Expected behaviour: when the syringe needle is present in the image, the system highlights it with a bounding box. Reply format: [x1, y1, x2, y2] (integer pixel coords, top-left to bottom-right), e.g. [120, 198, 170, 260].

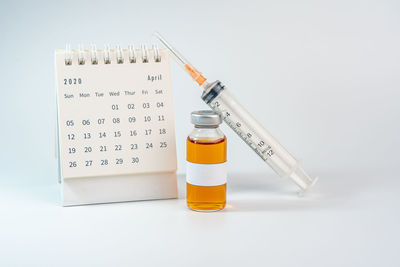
[153, 32, 187, 65]
[153, 31, 207, 86]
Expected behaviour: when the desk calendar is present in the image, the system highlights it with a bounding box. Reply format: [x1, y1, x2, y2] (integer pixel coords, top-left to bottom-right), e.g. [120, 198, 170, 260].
[55, 45, 177, 206]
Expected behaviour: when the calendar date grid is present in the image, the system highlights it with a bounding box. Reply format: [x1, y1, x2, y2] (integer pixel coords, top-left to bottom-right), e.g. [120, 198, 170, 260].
[60, 92, 173, 172]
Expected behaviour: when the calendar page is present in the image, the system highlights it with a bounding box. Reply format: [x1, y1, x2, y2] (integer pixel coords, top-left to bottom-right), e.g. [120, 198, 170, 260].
[55, 48, 177, 179]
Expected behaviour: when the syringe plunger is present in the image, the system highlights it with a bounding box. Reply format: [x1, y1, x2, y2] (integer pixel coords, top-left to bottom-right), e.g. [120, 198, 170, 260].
[202, 81, 317, 193]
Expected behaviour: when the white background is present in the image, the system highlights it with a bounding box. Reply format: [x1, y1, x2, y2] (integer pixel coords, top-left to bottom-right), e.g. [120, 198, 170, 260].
[0, 0, 399, 266]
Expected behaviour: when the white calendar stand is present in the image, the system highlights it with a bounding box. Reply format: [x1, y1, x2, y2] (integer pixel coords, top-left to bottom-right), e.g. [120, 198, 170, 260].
[55, 46, 177, 206]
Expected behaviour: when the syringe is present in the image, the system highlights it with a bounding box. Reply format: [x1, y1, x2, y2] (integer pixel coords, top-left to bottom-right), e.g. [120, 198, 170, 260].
[154, 32, 317, 193]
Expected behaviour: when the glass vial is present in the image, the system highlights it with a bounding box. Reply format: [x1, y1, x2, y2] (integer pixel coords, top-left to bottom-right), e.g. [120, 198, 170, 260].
[186, 110, 227, 211]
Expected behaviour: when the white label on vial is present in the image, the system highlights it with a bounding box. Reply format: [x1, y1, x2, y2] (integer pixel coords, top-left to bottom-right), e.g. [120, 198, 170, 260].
[186, 161, 227, 186]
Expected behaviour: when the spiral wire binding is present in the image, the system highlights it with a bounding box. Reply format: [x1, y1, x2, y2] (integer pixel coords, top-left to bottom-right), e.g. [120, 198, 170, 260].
[153, 44, 161, 62]
[64, 44, 162, 65]
[141, 45, 149, 63]
[90, 44, 98, 65]
[65, 44, 72, 65]
[116, 45, 124, 64]
[128, 45, 137, 63]
[78, 44, 85, 65]
[104, 44, 111, 64]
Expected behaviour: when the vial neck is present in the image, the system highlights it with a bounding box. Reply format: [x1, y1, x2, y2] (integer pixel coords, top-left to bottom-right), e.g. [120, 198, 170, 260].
[189, 126, 225, 141]
[194, 125, 219, 129]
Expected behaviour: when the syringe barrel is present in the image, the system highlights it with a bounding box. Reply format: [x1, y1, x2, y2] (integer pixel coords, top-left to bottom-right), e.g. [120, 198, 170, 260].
[202, 81, 316, 192]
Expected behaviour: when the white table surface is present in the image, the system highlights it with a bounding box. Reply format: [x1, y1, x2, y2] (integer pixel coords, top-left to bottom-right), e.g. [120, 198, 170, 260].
[0, 170, 398, 267]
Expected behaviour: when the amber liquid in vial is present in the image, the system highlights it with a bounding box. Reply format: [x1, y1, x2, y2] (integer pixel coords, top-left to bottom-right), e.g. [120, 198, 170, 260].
[186, 137, 227, 211]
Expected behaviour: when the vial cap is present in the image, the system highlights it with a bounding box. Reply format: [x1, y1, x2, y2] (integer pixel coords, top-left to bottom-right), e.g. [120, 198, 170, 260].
[191, 110, 222, 126]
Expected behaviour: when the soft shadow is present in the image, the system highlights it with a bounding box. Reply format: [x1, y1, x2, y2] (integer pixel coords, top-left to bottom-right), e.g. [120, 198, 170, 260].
[219, 170, 380, 212]
[177, 173, 186, 199]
